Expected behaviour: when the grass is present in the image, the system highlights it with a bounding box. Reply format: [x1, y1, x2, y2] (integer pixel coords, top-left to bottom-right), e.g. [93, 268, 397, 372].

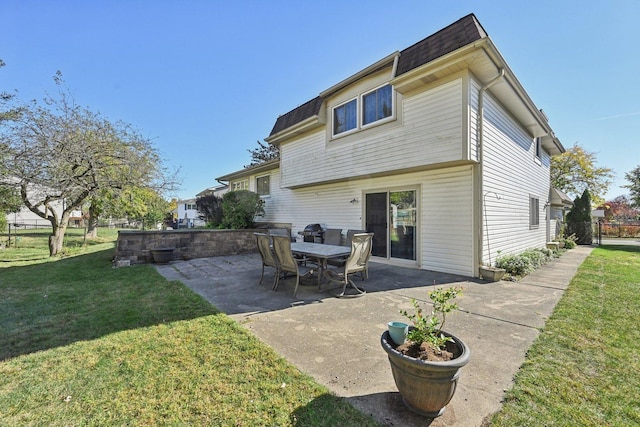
[0, 229, 380, 426]
[489, 244, 640, 426]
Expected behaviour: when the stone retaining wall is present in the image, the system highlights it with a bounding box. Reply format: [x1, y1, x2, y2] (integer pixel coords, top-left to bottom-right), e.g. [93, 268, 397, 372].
[115, 229, 260, 264]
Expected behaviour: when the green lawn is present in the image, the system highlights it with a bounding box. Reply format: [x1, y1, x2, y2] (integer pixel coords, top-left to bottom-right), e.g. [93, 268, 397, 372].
[489, 244, 640, 426]
[3, 229, 639, 425]
[0, 229, 379, 426]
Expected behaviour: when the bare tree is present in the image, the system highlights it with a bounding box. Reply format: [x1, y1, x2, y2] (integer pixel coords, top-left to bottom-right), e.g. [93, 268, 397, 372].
[1, 74, 176, 255]
[245, 140, 279, 167]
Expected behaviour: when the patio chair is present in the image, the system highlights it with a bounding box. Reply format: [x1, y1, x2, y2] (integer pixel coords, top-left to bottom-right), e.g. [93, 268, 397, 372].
[271, 234, 314, 297]
[254, 233, 278, 288]
[269, 228, 295, 242]
[346, 229, 366, 247]
[325, 233, 373, 297]
[323, 228, 342, 246]
[327, 229, 367, 273]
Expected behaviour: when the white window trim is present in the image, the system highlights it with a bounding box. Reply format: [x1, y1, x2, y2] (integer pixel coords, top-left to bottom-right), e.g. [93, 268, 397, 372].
[330, 84, 395, 139]
[331, 97, 358, 138]
[361, 83, 395, 130]
[529, 195, 540, 229]
[534, 137, 542, 165]
[256, 174, 271, 197]
[232, 179, 249, 191]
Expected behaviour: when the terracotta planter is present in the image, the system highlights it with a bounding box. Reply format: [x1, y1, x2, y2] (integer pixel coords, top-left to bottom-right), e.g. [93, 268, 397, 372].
[150, 247, 175, 264]
[479, 266, 506, 281]
[381, 330, 470, 418]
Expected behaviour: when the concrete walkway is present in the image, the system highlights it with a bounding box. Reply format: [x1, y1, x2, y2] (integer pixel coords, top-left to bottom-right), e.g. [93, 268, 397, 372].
[156, 246, 593, 426]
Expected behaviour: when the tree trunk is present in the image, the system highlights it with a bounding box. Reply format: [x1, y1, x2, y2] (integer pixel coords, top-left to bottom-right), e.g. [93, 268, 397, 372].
[87, 205, 99, 239]
[49, 225, 67, 256]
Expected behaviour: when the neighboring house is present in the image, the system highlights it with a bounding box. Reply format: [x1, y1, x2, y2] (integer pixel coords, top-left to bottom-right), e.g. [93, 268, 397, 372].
[174, 198, 206, 228]
[4, 181, 82, 229]
[549, 188, 573, 238]
[172, 186, 229, 229]
[196, 184, 229, 198]
[217, 14, 564, 277]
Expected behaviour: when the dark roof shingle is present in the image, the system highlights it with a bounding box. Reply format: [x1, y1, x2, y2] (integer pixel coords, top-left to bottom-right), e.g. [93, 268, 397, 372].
[268, 14, 487, 138]
[269, 96, 324, 137]
[396, 14, 486, 76]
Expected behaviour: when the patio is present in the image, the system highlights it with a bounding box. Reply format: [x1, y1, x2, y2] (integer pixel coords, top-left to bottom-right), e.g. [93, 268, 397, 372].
[155, 246, 593, 426]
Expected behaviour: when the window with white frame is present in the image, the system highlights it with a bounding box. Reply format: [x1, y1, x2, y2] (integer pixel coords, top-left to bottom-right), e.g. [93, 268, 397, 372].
[331, 84, 394, 137]
[185, 203, 196, 210]
[535, 137, 542, 160]
[530, 196, 540, 228]
[363, 84, 392, 126]
[256, 175, 270, 196]
[333, 98, 357, 135]
[232, 179, 248, 191]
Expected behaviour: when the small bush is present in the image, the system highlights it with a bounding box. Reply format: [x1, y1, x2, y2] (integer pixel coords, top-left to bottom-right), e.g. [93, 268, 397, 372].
[560, 234, 577, 249]
[496, 254, 533, 277]
[496, 247, 557, 277]
[521, 249, 549, 269]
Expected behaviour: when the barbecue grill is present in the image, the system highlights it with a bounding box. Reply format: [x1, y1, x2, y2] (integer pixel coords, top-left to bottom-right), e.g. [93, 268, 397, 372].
[302, 223, 325, 243]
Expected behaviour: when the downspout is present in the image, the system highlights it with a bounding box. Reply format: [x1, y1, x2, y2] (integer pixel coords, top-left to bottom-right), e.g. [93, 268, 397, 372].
[476, 68, 504, 271]
[391, 52, 400, 77]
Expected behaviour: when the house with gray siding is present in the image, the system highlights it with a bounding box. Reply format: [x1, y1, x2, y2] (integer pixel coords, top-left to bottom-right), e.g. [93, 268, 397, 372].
[217, 14, 564, 277]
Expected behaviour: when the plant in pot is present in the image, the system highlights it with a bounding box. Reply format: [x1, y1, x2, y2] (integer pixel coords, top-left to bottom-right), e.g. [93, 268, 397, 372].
[381, 286, 470, 418]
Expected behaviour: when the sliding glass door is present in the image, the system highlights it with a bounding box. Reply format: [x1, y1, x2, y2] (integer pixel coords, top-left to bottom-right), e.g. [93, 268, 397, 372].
[365, 190, 417, 261]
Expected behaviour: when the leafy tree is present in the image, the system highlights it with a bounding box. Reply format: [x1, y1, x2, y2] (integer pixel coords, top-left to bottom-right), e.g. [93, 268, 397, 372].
[196, 193, 223, 227]
[551, 142, 614, 206]
[566, 189, 593, 244]
[220, 190, 264, 229]
[597, 195, 639, 222]
[0, 59, 24, 231]
[0, 73, 173, 255]
[245, 140, 279, 167]
[623, 165, 640, 208]
[0, 186, 22, 232]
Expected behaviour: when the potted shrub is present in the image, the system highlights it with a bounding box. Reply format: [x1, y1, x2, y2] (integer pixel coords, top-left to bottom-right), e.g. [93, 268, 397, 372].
[381, 287, 470, 418]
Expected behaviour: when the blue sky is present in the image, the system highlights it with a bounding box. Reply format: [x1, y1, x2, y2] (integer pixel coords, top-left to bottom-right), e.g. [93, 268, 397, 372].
[2, 1, 639, 202]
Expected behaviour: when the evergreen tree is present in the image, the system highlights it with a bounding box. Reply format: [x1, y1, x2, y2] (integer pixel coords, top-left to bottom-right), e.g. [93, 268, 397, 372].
[196, 194, 223, 227]
[566, 189, 593, 244]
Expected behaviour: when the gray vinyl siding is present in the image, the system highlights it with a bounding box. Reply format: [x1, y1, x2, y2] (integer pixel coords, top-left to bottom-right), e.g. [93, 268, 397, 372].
[471, 79, 551, 264]
[280, 78, 465, 188]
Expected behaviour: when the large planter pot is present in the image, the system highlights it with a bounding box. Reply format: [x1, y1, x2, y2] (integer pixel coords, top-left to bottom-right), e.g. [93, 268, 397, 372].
[150, 247, 175, 264]
[381, 330, 470, 418]
[479, 266, 506, 281]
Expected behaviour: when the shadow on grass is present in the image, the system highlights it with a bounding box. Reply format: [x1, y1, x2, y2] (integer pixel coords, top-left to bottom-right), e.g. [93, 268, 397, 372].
[290, 393, 382, 426]
[0, 247, 219, 361]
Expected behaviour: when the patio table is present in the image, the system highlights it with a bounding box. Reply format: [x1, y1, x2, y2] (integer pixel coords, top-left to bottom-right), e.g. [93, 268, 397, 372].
[290, 242, 351, 290]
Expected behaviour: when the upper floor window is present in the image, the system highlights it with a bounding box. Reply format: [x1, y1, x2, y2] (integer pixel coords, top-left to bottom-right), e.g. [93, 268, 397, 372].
[256, 175, 270, 196]
[331, 84, 394, 138]
[363, 84, 392, 126]
[535, 137, 542, 159]
[232, 179, 248, 191]
[333, 98, 357, 135]
[185, 203, 196, 210]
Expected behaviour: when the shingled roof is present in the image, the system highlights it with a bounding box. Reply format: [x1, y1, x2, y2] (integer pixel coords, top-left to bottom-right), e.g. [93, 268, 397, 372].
[268, 14, 486, 138]
[396, 14, 487, 75]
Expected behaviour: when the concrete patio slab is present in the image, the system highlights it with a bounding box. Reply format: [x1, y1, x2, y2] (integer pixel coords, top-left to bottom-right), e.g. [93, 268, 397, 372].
[155, 245, 593, 426]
